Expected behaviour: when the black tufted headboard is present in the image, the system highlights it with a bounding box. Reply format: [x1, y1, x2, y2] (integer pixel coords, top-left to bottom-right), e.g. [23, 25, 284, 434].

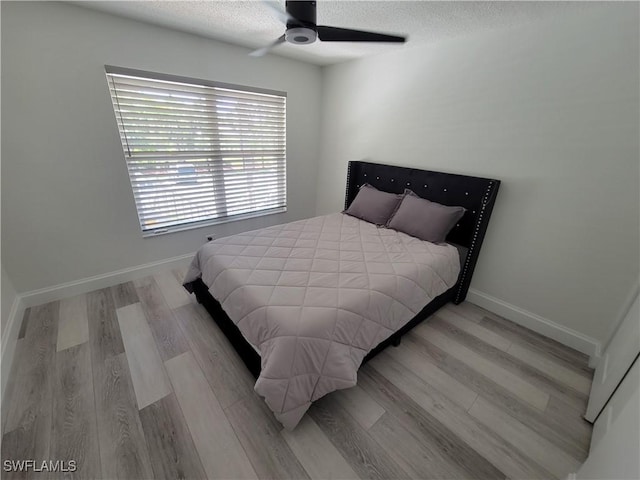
[345, 161, 500, 304]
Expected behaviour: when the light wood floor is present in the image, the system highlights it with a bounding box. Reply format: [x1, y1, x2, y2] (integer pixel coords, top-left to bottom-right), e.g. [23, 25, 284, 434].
[1, 267, 593, 479]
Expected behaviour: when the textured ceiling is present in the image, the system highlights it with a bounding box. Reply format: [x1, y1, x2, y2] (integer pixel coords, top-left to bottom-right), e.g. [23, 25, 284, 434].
[76, 1, 594, 65]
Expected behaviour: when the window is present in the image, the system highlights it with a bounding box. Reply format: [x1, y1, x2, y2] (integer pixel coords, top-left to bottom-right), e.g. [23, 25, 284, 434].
[105, 66, 286, 235]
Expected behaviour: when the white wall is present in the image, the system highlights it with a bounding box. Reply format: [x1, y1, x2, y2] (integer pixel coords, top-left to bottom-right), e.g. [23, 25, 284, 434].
[316, 5, 639, 344]
[1, 1, 322, 293]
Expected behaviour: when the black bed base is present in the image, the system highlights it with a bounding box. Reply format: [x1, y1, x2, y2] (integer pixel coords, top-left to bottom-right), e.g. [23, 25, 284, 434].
[191, 277, 455, 380]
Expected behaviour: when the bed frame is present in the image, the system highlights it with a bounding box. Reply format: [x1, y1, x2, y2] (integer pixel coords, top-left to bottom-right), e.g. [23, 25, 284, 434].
[191, 161, 500, 378]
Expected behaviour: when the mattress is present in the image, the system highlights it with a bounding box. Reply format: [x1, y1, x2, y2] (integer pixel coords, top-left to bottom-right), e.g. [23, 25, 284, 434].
[183, 213, 460, 429]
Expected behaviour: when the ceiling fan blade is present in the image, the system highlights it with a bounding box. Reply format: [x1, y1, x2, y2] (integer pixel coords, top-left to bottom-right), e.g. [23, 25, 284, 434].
[261, 0, 295, 25]
[249, 35, 286, 57]
[317, 26, 406, 43]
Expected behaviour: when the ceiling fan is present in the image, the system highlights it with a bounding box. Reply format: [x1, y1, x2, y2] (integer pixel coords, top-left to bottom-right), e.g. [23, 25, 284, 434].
[250, 1, 407, 57]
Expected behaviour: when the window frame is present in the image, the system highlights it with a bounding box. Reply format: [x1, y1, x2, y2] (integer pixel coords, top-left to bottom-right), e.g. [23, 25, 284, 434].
[105, 65, 287, 237]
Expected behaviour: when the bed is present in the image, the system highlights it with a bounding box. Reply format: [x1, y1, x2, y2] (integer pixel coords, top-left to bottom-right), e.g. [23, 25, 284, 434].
[184, 161, 500, 429]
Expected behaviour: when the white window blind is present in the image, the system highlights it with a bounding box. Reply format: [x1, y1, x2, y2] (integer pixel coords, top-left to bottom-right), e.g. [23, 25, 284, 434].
[105, 66, 286, 235]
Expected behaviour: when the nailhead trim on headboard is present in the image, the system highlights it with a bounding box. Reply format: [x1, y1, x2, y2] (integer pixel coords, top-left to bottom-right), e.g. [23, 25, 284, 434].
[344, 161, 353, 210]
[454, 180, 494, 303]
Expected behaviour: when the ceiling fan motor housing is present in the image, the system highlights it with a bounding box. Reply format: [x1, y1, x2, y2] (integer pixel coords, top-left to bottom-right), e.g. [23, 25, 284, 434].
[285, 27, 317, 44]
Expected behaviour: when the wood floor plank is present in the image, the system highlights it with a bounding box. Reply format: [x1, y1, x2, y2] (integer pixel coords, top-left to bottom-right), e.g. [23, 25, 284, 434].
[173, 303, 254, 409]
[226, 394, 311, 479]
[415, 322, 550, 411]
[110, 281, 140, 309]
[50, 343, 100, 479]
[5, 304, 57, 432]
[172, 267, 188, 285]
[367, 355, 554, 479]
[4, 302, 58, 461]
[359, 366, 502, 480]
[281, 415, 359, 480]
[57, 294, 89, 352]
[165, 351, 257, 480]
[478, 314, 591, 370]
[383, 344, 478, 410]
[1, 339, 23, 435]
[369, 412, 478, 480]
[94, 353, 153, 480]
[439, 308, 511, 351]
[426, 317, 590, 413]
[332, 384, 385, 431]
[442, 302, 488, 323]
[116, 303, 172, 409]
[154, 270, 192, 309]
[544, 396, 592, 454]
[2, 423, 39, 480]
[139, 393, 207, 480]
[2, 307, 56, 480]
[17, 307, 30, 340]
[508, 342, 592, 394]
[469, 396, 581, 479]
[404, 334, 590, 460]
[134, 276, 190, 361]
[87, 288, 125, 364]
[359, 364, 507, 480]
[309, 394, 411, 480]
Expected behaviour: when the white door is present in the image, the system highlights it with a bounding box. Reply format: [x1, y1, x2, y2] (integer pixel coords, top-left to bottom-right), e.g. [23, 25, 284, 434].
[573, 358, 640, 479]
[585, 292, 640, 423]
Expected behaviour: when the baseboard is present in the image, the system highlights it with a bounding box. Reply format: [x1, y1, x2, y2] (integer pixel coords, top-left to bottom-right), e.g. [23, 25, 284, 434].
[20, 252, 195, 308]
[1, 296, 25, 410]
[467, 288, 601, 359]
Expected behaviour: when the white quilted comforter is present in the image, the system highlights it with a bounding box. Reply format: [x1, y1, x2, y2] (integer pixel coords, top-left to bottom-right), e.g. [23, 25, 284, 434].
[184, 213, 460, 429]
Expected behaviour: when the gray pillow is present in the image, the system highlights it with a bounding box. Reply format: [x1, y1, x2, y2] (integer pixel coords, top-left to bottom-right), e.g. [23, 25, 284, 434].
[343, 184, 402, 225]
[386, 190, 466, 243]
